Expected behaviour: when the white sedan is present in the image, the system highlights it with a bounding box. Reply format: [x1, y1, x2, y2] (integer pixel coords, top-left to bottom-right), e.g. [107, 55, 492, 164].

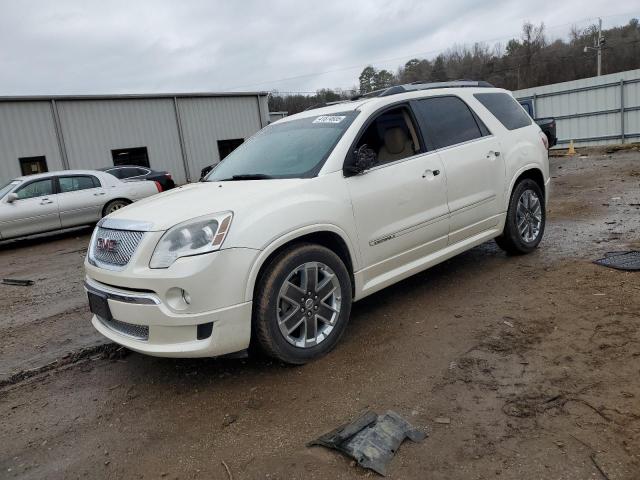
[0, 170, 160, 240]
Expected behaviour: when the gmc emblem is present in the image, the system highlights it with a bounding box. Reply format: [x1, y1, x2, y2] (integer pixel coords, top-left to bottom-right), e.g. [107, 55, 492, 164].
[97, 237, 119, 253]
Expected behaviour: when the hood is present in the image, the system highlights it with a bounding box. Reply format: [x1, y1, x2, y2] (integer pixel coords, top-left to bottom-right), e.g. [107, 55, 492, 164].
[105, 179, 308, 231]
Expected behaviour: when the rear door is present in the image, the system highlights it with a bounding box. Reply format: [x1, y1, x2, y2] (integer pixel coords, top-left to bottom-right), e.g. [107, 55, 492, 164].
[345, 104, 449, 291]
[0, 178, 60, 238]
[412, 95, 505, 244]
[57, 174, 105, 227]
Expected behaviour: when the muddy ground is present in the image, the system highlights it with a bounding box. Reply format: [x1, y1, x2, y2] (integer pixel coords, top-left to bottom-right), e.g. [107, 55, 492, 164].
[1, 150, 639, 480]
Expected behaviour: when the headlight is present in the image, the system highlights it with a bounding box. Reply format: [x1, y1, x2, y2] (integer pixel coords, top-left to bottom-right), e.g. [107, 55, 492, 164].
[149, 212, 233, 269]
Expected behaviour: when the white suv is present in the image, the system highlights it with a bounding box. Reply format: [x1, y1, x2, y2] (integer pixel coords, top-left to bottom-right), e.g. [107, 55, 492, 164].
[85, 81, 549, 364]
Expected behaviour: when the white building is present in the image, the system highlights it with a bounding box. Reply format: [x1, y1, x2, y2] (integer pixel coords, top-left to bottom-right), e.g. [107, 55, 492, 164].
[0, 92, 269, 184]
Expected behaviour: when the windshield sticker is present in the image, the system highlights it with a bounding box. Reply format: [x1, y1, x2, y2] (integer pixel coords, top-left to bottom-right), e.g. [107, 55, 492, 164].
[313, 115, 346, 124]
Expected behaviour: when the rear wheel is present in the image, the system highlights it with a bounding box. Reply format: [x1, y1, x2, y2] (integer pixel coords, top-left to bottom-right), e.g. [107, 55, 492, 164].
[102, 199, 130, 217]
[253, 243, 352, 364]
[495, 179, 545, 254]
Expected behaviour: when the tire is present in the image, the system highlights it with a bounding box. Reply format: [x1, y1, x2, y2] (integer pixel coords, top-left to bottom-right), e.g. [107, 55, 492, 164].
[102, 199, 131, 217]
[253, 243, 352, 364]
[495, 179, 546, 255]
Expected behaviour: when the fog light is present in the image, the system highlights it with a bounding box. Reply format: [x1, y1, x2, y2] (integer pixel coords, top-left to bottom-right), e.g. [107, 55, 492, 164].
[166, 287, 191, 310]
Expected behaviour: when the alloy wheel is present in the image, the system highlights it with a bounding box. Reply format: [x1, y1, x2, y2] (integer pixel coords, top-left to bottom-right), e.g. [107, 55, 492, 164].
[516, 189, 542, 243]
[276, 262, 342, 348]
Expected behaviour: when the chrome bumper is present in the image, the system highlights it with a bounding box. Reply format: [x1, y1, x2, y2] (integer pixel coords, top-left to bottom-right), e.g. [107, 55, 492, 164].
[83, 276, 160, 305]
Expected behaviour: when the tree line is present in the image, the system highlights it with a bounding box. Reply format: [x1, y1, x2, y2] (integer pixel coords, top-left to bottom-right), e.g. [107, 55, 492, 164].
[268, 18, 640, 115]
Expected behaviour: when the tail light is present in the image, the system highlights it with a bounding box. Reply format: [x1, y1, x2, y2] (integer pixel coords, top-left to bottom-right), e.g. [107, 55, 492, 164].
[154, 181, 162, 192]
[540, 131, 549, 150]
[165, 173, 172, 180]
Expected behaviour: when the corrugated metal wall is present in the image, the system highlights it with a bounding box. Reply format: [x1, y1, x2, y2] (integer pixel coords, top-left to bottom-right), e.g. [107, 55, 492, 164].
[178, 96, 266, 179]
[0, 94, 268, 185]
[0, 101, 64, 182]
[514, 69, 640, 147]
[57, 99, 187, 182]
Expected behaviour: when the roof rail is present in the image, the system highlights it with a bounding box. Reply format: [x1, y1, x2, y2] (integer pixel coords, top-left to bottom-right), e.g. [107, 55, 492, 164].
[351, 80, 494, 100]
[381, 80, 494, 96]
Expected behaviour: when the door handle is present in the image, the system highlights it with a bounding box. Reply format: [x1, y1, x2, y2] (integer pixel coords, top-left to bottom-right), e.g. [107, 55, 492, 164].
[93, 192, 106, 196]
[40, 199, 53, 204]
[422, 169, 441, 178]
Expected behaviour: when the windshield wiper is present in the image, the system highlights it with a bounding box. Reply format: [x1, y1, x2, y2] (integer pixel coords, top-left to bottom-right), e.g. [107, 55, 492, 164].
[220, 174, 274, 181]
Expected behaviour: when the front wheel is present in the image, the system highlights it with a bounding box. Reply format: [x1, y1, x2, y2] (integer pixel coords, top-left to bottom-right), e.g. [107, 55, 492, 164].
[253, 243, 352, 364]
[495, 179, 546, 254]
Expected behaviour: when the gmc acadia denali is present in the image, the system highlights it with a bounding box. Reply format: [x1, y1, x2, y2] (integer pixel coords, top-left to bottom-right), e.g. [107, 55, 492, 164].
[84, 80, 550, 364]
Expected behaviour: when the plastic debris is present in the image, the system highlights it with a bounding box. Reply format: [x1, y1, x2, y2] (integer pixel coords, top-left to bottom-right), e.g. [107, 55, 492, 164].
[2, 278, 34, 286]
[593, 251, 640, 271]
[307, 410, 426, 476]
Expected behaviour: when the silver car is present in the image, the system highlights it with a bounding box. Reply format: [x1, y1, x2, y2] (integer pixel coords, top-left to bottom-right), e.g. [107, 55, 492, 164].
[0, 170, 160, 240]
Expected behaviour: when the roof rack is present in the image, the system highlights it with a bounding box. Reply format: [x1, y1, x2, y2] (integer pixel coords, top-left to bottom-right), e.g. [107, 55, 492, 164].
[351, 80, 494, 100]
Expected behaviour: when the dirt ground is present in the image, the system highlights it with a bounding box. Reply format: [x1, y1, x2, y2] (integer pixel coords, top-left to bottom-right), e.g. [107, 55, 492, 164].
[1, 150, 639, 480]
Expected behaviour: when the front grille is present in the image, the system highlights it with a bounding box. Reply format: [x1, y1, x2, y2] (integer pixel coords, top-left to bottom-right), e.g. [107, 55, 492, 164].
[91, 227, 144, 267]
[98, 316, 149, 341]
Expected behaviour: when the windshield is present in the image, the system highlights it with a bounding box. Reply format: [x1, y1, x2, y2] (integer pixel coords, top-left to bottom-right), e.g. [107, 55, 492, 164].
[0, 180, 19, 200]
[206, 111, 358, 181]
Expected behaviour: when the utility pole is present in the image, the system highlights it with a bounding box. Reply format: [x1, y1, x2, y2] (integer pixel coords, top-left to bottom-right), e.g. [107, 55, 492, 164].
[584, 18, 605, 76]
[597, 18, 602, 76]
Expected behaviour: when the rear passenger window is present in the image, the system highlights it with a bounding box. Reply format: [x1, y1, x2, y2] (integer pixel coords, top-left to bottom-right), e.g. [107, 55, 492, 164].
[59, 176, 99, 193]
[413, 96, 484, 149]
[474, 92, 532, 130]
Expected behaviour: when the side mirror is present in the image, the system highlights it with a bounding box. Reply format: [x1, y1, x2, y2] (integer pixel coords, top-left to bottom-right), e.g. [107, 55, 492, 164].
[344, 144, 377, 176]
[6, 193, 18, 203]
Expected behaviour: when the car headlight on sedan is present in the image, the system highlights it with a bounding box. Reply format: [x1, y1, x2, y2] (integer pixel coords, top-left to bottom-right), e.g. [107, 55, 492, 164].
[149, 212, 233, 269]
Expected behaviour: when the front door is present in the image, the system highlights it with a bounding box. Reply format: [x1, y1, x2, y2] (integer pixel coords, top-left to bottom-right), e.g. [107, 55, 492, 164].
[345, 104, 449, 294]
[0, 178, 60, 238]
[412, 95, 505, 244]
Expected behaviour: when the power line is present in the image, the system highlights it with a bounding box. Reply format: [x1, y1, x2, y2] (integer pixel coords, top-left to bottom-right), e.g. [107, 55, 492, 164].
[222, 12, 639, 92]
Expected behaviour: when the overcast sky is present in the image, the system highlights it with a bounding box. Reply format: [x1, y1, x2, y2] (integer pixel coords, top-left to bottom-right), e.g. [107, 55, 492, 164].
[0, 1, 636, 95]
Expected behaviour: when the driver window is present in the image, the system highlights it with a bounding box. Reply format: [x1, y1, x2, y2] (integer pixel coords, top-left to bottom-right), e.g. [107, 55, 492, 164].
[355, 106, 421, 166]
[16, 179, 54, 199]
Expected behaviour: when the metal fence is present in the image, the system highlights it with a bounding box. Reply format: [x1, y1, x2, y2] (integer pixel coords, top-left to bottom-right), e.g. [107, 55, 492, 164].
[514, 68, 640, 148]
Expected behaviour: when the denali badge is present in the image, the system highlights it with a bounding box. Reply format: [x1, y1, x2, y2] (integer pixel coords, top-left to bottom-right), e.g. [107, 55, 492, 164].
[97, 237, 119, 253]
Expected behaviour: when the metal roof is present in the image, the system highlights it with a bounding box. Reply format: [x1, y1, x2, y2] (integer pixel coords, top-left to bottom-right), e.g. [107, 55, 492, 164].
[0, 91, 269, 102]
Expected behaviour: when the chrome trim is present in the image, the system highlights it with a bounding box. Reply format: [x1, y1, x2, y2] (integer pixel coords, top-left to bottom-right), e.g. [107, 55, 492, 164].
[365, 149, 439, 173]
[97, 315, 149, 341]
[84, 276, 160, 305]
[88, 227, 146, 271]
[449, 194, 497, 215]
[98, 217, 157, 232]
[370, 212, 449, 246]
[433, 134, 495, 153]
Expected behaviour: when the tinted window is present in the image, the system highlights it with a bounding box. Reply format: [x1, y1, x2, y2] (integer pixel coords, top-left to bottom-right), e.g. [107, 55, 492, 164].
[475, 93, 532, 130]
[414, 96, 483, 149]
[59, 176, 99, 193]
[16, 179, 53, 199]
[353, 106, 421, 166]
[120, 167, 143, 178]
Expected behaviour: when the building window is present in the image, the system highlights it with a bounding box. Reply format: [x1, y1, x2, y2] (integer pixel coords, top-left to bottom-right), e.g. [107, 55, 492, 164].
[111, 147, 150, 167]
[217, 139, 244, 161]
[19, 156, 48, 176]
